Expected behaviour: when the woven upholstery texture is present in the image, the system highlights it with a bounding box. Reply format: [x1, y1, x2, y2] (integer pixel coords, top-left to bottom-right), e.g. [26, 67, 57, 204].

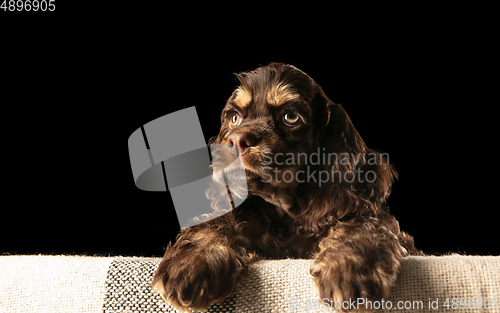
[1, 255, 499, 312]
[0, 255, 113, 313]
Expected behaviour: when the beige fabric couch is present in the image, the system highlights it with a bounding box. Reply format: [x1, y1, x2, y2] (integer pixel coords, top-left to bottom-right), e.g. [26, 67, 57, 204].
[0, 254, 499, 312]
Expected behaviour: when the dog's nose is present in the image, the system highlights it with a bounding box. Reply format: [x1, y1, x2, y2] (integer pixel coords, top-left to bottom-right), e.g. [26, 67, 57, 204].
[227, 132, 256, 156]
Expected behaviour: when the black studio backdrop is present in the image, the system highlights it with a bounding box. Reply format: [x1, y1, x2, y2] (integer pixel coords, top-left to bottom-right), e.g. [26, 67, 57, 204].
[3, 23, 496, 256]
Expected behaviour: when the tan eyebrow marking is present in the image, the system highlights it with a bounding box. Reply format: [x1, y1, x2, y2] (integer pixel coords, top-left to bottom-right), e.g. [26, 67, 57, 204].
[266, 83, 300, 106]
[233, 87, 252, 109]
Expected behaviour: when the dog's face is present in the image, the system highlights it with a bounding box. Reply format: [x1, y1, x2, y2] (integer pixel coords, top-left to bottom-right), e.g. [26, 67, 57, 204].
[211, 63, 390, 215]
[212, 64, 330, 193]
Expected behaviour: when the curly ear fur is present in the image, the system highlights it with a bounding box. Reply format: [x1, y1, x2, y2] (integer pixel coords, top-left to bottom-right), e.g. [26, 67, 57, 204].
[297, 85, 398, 236]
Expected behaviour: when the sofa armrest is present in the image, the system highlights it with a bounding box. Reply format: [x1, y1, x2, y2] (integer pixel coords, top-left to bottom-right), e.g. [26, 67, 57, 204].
[1, 255, 499, 312]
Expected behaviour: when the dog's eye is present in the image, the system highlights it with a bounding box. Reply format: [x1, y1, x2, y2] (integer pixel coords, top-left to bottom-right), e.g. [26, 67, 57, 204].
[229, 113, 241, 128]
[283, 112, 300, 126]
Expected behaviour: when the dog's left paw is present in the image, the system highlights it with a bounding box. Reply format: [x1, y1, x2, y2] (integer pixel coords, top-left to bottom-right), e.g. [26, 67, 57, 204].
[310, 248, 399, 312]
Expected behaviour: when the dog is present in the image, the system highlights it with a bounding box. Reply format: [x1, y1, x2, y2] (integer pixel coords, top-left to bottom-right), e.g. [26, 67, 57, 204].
[152, 63, 422, 312]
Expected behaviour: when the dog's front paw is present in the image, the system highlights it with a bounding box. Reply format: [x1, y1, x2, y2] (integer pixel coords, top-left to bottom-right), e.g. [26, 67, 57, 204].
[310, 249, 399, 312]
[152, 246, 247, 312]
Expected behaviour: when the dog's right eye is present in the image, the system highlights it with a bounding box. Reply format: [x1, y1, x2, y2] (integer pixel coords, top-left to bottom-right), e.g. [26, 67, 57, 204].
[229, 113, 241, 128]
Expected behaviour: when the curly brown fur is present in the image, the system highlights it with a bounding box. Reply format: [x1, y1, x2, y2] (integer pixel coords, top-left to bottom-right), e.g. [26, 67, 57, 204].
[153, 63, 423, 312]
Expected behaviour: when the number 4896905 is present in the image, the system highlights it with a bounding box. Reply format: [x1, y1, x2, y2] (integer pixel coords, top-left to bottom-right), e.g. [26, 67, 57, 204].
[1, 0, 56, 11]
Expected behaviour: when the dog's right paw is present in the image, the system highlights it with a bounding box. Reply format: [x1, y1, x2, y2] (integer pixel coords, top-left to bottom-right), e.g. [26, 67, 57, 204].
[152, 246, 247, 312]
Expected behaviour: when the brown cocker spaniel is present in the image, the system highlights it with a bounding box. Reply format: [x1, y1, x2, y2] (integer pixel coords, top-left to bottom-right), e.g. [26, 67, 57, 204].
[153, 63, 422, 312]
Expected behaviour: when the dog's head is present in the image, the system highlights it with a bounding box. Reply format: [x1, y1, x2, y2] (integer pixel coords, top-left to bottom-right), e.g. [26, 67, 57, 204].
[212, 64, 319, 185]
[211, 63, 396, 225]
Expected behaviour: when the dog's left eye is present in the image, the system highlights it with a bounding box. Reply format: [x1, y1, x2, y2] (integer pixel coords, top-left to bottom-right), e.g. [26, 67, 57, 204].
[283, 112, 301, 126]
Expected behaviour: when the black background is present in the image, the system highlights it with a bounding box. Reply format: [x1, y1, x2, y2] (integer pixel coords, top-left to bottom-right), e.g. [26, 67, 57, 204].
[1, 8, 496, 257]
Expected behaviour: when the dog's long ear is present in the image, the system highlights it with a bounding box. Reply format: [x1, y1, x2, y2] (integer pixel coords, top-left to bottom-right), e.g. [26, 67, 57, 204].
[313, 84, 366, 154]
[308, 84, 397, 223]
